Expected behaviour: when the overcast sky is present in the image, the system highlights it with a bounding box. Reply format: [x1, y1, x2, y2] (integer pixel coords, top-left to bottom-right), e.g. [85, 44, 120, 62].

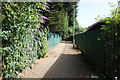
[76, 0, 119, 28]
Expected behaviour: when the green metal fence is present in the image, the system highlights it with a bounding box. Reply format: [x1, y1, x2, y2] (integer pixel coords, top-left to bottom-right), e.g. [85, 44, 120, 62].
[47, 33, 62, 50]
[75, 29, 118, 79]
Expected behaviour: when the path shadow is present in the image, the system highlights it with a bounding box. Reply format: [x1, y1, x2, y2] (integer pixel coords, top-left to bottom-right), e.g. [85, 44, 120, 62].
[43, 53, 95, 78]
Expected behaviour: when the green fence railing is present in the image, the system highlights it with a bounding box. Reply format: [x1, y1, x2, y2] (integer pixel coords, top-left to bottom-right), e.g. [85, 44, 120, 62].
[47, 33, 62, 50]
[75, 29, 119, 79]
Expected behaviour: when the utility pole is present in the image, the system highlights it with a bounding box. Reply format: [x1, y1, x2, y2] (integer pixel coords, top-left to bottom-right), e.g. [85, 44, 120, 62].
[73, 5, 75, 48]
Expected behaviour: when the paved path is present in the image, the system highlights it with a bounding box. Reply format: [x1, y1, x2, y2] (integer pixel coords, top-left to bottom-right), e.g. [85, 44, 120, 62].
[18, 41, 96, 78]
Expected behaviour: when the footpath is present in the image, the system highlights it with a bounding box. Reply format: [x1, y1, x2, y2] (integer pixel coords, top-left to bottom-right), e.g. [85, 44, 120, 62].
[18, 41, 96, 78]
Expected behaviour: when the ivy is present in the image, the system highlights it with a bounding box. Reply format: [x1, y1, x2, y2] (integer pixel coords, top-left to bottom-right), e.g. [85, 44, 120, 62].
[2, 2, 50, 78]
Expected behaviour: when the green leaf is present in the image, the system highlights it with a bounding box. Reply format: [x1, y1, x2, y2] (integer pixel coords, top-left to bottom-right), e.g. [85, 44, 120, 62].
[97, 38, 100, 40]
[115, 32, 117, 36]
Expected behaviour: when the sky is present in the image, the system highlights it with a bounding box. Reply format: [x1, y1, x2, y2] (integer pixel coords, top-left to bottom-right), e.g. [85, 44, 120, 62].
[76, 0, 119, 28]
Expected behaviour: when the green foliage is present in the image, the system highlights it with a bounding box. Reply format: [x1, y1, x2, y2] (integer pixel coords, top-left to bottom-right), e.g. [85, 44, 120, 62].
[97, 4, 120, 78]
[66, 19, 87, 40]
[74, 19, 87, 34]
[37, 28, 48, 58]
[44, 2, 79, 40]
[1, 2, 49, 78]
[60, 12, 69, 39]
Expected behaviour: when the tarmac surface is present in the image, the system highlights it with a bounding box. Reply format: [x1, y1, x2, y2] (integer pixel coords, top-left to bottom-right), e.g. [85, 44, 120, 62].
[18, 41, 96, 78]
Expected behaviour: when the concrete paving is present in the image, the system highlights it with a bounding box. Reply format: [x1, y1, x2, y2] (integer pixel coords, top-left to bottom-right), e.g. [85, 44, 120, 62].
[18, 41, 96, 78]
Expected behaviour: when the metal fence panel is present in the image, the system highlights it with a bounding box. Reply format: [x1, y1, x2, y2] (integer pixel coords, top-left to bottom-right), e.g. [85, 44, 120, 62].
[47, 33, 62, 50]
[75, 29, 116, 79]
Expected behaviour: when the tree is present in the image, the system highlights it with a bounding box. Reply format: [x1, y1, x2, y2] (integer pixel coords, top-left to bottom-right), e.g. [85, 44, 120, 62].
[43, 2, 79, 39]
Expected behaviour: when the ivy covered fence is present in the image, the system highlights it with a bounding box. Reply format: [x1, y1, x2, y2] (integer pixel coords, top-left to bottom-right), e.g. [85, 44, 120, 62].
[1, 1, 83, 79]
[1, 1, 50, 78]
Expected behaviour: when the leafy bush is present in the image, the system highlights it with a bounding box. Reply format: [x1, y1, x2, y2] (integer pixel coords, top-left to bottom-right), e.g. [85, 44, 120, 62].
[97, 4, 120, 78]
[37, 28, 49, 58]
[1, 2, 50, 78]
